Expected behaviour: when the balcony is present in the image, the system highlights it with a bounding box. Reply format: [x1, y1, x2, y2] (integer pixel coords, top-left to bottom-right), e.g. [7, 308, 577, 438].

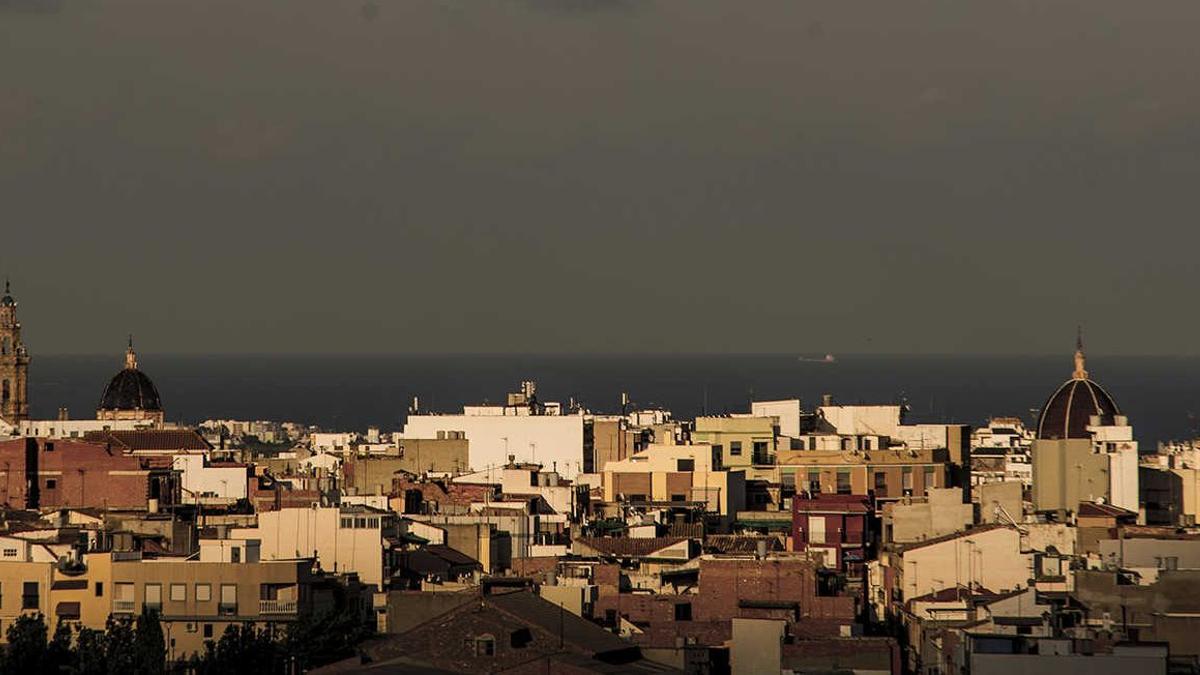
[114, 600, 136, 614]
[259, 599, 297, 615]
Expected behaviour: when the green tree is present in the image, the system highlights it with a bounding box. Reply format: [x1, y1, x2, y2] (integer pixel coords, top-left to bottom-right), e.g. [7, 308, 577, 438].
[46, 619, 74, 672]
[104, 615, 137, 674]
[134, 609, 166, 674]
[1, 612, 48, 674]
[73, 626, 110, 675]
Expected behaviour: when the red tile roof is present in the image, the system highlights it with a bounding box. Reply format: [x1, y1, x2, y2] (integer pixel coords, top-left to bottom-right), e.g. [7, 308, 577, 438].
[85, 430, 211, 452]
[574, 536, 688, 558]
[704, 535, 786, 554]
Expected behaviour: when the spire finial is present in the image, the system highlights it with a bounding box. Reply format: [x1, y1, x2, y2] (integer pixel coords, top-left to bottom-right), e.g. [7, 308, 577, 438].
[125, 335, 138, 370]
[0, 276, 14, 308]
[1072, 326, 1088, 380]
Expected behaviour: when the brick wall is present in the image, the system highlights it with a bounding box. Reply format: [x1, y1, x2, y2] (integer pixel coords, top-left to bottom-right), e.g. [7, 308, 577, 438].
[391, 475, 494, 513]
[0, 438, 154, 510]
[511, 556, 559, 580]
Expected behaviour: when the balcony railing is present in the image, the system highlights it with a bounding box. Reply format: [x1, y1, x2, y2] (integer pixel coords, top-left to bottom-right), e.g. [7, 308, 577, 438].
[114, 600, 136, 614]
[259, 599, 297, 615]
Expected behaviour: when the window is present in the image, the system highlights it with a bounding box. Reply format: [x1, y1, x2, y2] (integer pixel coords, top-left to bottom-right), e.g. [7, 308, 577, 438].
[473, 634, 496, 657]
[95, 582, 103, 597]
[340, 517, 352, 529]
[729, 441, 742, 456]
[219, 584, 237, 615]
[45, 443, 54, 452]
[22, 582, 38, 610]
[196, 584, 212, 602]
[677, 458, 695, 472]
[874, 471, 888, 497]
[671, 494, 687, 502]
[231, 547, 241, 563]
[902, 467, 913, 491]
[780, 472, 796, 496]
[203, 624, 213, 639]
[114, 583, 134, 605]
[809, 516, 827, 544]
[674, 603, 692, 621]
[836, 471, 852, 495]
[510, 628, 533, 648]
[604, 609, 617, 626]
[170, 584, 186, 602]
[923, 466, 936, 494]
[3, 549, 16, 558]
[45, 479, 57, 489]
[752, 441, 769, 463]
[186, 622, 198, 633]
[808, 470, 821, 494]
[145, 584, 162, 611]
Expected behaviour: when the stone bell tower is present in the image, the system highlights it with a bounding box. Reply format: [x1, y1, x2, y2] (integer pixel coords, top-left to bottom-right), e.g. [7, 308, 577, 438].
[0, 278, 31, 423]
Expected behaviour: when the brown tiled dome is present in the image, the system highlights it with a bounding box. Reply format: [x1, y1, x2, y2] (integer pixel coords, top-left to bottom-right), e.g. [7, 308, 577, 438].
[98, 338, 162, 412]
[99, 368, 162, 412]
[1036, 377, 1119, 440]
[1036, 333, 1119, 440]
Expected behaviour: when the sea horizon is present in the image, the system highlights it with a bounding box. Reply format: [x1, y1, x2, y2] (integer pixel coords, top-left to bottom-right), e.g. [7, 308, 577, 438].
[23, 353, 1200, 448]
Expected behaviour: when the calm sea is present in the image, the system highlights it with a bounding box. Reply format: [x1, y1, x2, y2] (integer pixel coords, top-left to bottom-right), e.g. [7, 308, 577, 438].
[25, 354, 1200, 447]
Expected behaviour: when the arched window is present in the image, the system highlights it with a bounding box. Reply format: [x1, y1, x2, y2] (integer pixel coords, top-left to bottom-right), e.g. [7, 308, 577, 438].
[1, 337, 9, 356]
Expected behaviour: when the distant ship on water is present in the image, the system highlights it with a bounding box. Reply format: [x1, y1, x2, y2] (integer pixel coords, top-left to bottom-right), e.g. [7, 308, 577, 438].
[798, 354, 837, 363]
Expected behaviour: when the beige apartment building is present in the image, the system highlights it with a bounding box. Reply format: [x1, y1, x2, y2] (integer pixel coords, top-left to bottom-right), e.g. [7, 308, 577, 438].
[775, 447, 960, 503]
[692, 416, 778, 468]
[343, 438, 469, 495]
[0, 552, 336, 661]
[599, 443, 746, 517]
[111, 556, 322, 658]
[232, 505, 397, 589]
[0, 553, 113, 633]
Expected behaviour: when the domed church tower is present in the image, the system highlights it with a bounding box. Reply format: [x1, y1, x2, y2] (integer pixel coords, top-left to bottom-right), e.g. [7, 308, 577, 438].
[96, 337, 165, 424]
[1035, 330, 1121, 440]
[1031, 330, 1138, 515]
[0, 279, 31, 423]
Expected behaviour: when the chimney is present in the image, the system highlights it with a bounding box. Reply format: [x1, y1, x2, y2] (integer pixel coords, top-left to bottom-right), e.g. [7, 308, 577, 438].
[57, 407, 69, 421]
[821, 394, 833, 407]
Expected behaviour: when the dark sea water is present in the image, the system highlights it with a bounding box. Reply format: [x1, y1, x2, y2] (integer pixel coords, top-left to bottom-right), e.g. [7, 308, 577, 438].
[25, 354, 1200, 447]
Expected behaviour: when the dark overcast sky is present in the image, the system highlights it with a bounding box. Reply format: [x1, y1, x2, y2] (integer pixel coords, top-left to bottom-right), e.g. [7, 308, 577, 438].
[2, 0, 1199, 355]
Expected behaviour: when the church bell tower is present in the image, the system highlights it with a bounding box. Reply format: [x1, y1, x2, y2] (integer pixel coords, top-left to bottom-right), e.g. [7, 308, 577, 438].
[0, 279, 31, 423]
